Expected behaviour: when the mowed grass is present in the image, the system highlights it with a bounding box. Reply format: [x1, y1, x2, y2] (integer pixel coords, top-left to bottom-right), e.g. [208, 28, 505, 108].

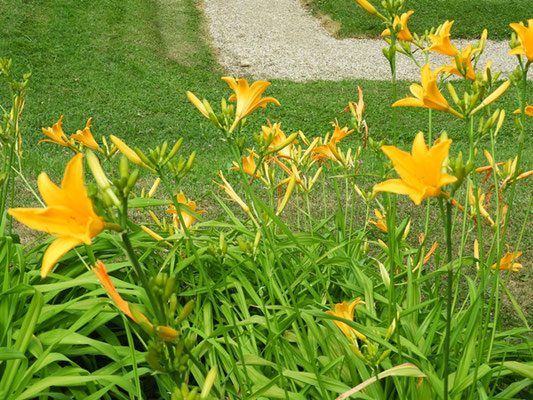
[304, 0, 532, 40]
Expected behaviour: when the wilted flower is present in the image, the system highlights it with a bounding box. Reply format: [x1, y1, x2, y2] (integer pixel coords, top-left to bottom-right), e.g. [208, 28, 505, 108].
[373, 132, 457, 205]
[509, 19, 533, 61]
[222, 77, 280, 132]
[381, 11, 414, 42]
[393, 63, 463, 118]
[9, 154, 104, 277]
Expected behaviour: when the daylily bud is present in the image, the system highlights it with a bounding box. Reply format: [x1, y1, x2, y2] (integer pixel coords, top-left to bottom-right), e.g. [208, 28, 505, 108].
[126, 169, 139, 191]
[200, 367, 217, 399]
[164, 276, 176, 301]
[219, 232, 227, 255]
[162, 138, 183, 165]
[160, 141, 168, 162]
[350, 344, 367, 362]
[355, 0, 378, 16]
[156, 325, 179, 342]
[447, 83, 460, 105]
[119, 154, 129, 179]
[377, 349, 391, 364]
[176, 300, 195, 325]
[494, 110, 505, 136]
[276, 175, 296, 215]
[86, 150, 122, 207]
[169, 293, 178, 317]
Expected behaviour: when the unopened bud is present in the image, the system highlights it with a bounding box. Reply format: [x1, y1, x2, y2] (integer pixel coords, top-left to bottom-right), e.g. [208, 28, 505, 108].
[176, 300, 195, 325]
[156, 325, 179, 342]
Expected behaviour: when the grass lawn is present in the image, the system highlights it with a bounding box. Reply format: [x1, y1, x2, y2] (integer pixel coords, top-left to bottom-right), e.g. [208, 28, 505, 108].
[304, 0, 532, 40]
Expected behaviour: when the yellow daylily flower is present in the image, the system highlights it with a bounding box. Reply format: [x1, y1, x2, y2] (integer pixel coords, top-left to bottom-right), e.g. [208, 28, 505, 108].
[231, 149, 262, 178]
[262, 121, 296, 159]
[509, 19, 533, 61]
[166, 193, 205, 229]
[330, 123, 354, 145]
[491, 245, 523, 272]
[222, 77, 280, 132]
[39, 115, 71, 147]
[373, 132, 457, 205]
[437, 45, 478, 81]
[368, 209, 388, 232]
[70, 118, 100, 150]
[393, 63, 463, 118]
[424, 20, 458, 57]
[381, 11, 414, 42]
[8, 154, 104, 277]
[513, 104, 533, 116]
[326, 299, 367, 341]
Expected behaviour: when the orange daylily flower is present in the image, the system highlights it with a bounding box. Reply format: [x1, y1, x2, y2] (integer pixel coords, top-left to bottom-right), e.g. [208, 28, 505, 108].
[166, 193, 205, 229]
[40, 115, 71, 147]
[8, 154, 104, 277]
[222, 77, 280, 132]
[92, 261, 179, 342]
[393, 63, 463, 118]
[231, 149, 262, 178]
[373, 132, 457, 205]
[311, 142, 340, 163]
[423, 20, 458, 57]
[491, 245, 523, 272]
[70, 118, 100, 149]
[381, 11, 414, 42]
[513, 104, 533, 117]
[330, 123, 353, 145]
[92, 260, 138, 322]
[437, 45, 478, 81]
[509, 19, 533, 61]
[311, 123, 352, 163]
[262, 121, 296, 159]
[368, 209, 388, 232]
[326, 299, 366, 341]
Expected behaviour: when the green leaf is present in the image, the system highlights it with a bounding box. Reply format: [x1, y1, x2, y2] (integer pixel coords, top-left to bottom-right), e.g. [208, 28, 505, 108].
[127, 197, 170, 208]
[0, 348, 26, 361]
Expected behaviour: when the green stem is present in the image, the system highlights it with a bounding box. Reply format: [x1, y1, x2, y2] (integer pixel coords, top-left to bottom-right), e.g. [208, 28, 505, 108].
[121, 230, 165, 324]
[442, 199, 453, 400]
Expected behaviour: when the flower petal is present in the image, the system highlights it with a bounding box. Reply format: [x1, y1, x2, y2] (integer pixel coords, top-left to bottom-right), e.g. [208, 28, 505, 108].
[42, 236, 83, 278]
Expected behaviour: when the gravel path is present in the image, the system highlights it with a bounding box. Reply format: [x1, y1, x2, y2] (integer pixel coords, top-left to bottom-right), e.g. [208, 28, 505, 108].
[203, 0, 532, 81]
